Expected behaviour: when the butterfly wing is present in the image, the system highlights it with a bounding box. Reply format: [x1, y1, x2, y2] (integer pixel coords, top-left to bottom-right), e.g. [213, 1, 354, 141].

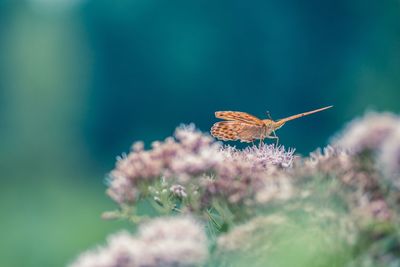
[215, 111, 264, 126]
[211, 121, 263, 142]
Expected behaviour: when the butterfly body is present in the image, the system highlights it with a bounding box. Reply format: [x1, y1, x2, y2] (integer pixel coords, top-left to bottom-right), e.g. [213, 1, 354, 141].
[211, 106, 332, 143]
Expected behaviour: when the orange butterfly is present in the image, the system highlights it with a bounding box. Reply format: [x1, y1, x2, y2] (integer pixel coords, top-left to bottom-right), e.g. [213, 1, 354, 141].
[211, 106, 333, 143]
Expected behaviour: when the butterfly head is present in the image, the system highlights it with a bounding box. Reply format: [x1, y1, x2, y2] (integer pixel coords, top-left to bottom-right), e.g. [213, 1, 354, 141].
[263, 119, 285, 131]
[262, 119, 275, 129]
[273, 120, 286, 130]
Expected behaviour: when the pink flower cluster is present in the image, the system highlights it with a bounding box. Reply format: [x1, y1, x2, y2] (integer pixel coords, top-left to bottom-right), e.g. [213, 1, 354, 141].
[107, 124, 221, 204]
[332, 112, 400, 189]
[107, 124, 295, 207]
[72, 111, 400, 267]
[301, 146, 393, 222]
[332, 111, 399, 154]
[69, 216, 208, 267]
[201, 148, 293, 205]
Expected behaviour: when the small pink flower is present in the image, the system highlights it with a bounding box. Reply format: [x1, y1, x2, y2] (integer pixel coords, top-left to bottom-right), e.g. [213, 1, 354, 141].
[170, 184, 187, 198]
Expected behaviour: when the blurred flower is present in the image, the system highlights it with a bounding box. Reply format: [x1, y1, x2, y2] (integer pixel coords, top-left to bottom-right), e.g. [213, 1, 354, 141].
[302, 146, 360, 192]
[304, 146, 378, 191]
[106, 174, 137, 205]
[170, 184, 187, 198]
[70, 216, 208, 267]
[366, 199, 392, 221]
[378, 126, 400, 189]
[332, 112, 399, 154]
[107, 124, 295, 209]
[139, 216, 208, 266]
[254, 173, 293, 204]
[107, 124, 221, 204]
[69, 231, 143, 267]
[300, 146, 394, 222]
[132, 141, 144, 152]
[305, 146, 354, 175]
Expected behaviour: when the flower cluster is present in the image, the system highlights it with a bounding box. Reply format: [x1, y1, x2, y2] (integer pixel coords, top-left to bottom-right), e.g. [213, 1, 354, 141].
[69, 216, 208, 267]
[107, 124, 220, 205]
[221, 143, 296, 168]
[297, 146, 391, 222]
[107, 124, 295, 214]
[333, 112, 400, 190]
[71, 111, 400, 267]
[332, 111, 399, 154]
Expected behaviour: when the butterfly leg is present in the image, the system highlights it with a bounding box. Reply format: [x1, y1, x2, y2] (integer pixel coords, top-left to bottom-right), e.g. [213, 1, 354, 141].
[271, 130, 279, 146]
[266, 132, 279, 146]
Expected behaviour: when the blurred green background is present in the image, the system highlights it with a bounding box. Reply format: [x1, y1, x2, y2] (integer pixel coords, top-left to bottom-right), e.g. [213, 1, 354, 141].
[0, 0, 399, 266]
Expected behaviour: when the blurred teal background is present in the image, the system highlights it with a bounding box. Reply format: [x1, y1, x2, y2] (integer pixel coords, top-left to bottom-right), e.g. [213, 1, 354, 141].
[0, 0, 399, 266]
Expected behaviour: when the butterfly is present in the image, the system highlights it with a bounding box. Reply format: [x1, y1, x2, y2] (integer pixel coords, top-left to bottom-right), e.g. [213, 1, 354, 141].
[211, 106, 333, 143]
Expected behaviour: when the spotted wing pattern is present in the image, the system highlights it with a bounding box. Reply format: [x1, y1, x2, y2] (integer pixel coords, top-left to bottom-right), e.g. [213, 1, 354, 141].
[215, 111, 264, 126]
[211, 121, 263, 142]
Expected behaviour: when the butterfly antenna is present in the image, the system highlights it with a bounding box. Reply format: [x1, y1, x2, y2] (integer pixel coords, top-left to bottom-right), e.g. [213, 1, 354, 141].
[266, 111, 273, 120]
